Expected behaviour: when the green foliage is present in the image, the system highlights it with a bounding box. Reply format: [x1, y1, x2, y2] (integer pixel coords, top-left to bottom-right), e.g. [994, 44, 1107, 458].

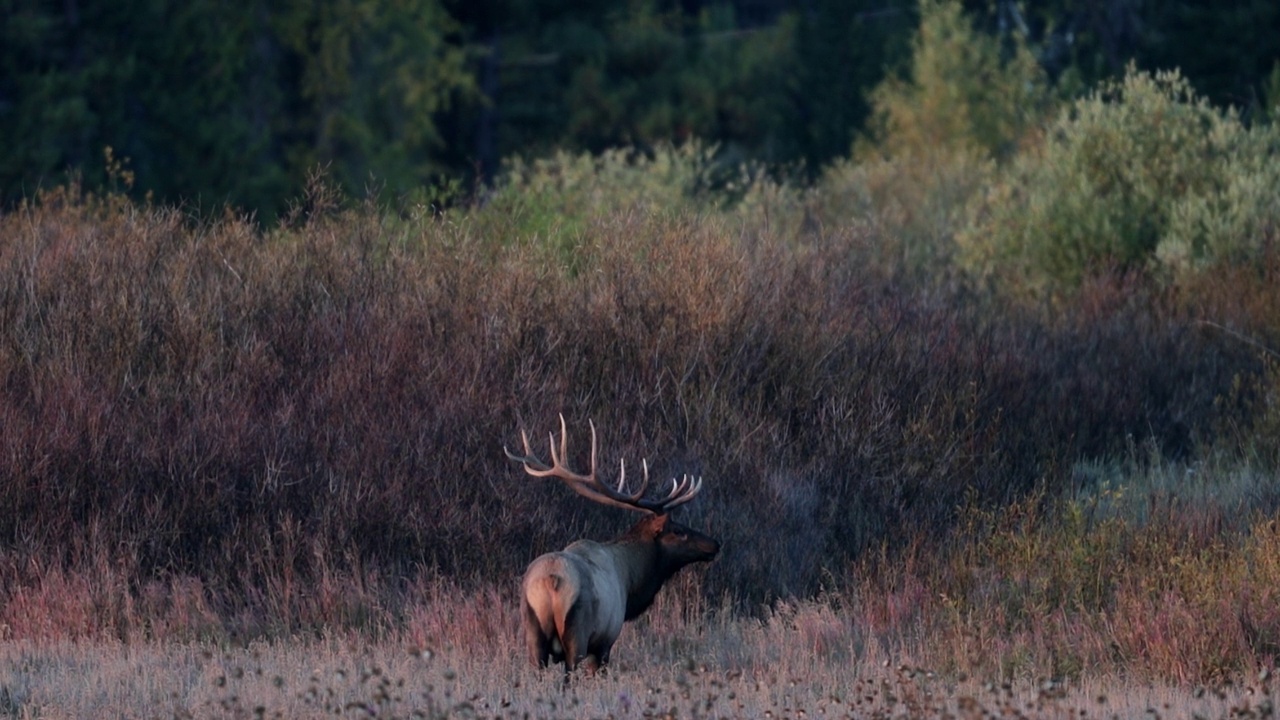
[818, 0, 1045, 277]
[1159, 117, 1280, 271]
[1263, 61, 1280, 122]
[791, 0, 916, 168]
[474, 141, 820, 268]
[4, 0, 1280, 222]
[0, 0, 474, 220]
[859, 0, 1049, 163]
[274, 0, 477, 198]
[959, 67, 1280, 294]
[475, 143, 711, 264]
[559, 4, 801, 158]
[7, 0, 1279, 221]
[817, 150, 993, 278]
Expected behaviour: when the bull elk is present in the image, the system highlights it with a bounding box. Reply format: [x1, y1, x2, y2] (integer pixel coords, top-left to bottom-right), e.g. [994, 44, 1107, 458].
[504, 416, 720, 674]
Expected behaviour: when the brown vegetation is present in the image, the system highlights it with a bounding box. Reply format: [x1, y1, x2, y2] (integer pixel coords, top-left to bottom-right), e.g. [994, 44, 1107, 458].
[1, 171, 1279, 695]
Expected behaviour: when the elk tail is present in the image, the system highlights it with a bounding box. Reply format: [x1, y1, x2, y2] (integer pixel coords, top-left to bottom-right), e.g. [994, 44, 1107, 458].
[546, 573, 579, 643]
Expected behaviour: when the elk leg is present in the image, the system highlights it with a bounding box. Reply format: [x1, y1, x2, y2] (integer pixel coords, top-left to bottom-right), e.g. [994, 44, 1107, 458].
[522, 600, 552, 668]
[560, 633, 583, 673]
[579, 653, 603, 676]
[596, 644, 612, 671]
[560, 623, 594, 674]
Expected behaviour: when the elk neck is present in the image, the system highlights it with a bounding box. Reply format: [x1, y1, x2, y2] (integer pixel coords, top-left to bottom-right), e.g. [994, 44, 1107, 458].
[609, 514, 681, 620]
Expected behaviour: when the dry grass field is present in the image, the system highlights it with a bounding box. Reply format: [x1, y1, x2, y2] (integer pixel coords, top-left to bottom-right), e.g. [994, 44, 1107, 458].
[3, 595, 1276, 719]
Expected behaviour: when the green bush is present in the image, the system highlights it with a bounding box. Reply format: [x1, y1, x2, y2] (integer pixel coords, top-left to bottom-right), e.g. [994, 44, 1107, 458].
[470, 143, 712, 266]
[1161, 123, 1280, 270]
[858, 0, 1048, 163]
[960, 66, 1280, 294]
[817, 151, 993, 278]
[474, 141, 821, 266]
[817, 0, 1045, 279]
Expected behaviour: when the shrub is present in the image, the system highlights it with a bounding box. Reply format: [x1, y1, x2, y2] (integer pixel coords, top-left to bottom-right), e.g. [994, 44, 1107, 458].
[477, 143, 712, 253]
[818, 0, 1046, 279]
[859, 0, 1048, 163]
[475, 142, 817, 266]
[960, 66, 1280, 295]
[816, 151, 993, 279]
[928, 455, 1280, 682]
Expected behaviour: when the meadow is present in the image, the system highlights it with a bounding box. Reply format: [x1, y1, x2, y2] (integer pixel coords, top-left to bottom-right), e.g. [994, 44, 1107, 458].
[3, 610, 1277, 718]
[3, 63, 1280, 717]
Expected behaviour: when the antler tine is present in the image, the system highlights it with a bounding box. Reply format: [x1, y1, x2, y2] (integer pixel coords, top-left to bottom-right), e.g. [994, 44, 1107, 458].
[504, 428, 553, 475]
[547, 413, 564, 470]
[587, 417, 598, 482]
[659, 474, 688, 501]
[613, 457, 651, 503]
[522, 429, 548, 468]
[637, 458, 651, 497]
[657, 474, 703, 512]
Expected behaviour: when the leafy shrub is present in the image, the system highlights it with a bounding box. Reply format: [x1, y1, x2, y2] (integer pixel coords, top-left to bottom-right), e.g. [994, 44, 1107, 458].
[817, 151, 993, 278]
[960, 66, 1280, 294]
[817, 0, 1045, 279]
[476, 141, 819, 266]
[859, 0, 1048, 163]
[475, 143, 711, 260]
[1161, 122, 1280, 270]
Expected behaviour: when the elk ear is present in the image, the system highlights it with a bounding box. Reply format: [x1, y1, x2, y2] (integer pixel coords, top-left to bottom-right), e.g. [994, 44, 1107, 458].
[651, 513, 672, 532]
[638, 513, 670, 537]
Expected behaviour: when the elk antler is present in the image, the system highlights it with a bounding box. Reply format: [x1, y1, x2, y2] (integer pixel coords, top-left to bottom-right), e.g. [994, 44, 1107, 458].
[504, 414, 702, 515]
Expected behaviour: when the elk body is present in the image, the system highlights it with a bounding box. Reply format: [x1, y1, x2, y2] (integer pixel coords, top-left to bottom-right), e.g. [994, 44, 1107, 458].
[505, 417, 720, 674]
